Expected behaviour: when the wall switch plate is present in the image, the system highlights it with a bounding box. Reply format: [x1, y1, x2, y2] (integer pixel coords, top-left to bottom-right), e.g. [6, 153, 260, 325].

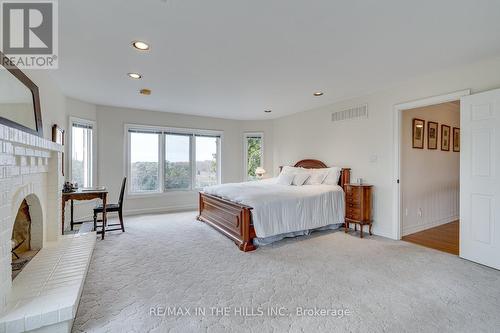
[369, 155, 378, 163]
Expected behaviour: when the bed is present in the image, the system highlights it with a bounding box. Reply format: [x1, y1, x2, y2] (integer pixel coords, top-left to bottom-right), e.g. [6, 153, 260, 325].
[197, 159, 351, 251]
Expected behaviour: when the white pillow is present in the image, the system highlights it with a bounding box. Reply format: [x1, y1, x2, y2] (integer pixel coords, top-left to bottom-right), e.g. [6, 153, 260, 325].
[280, 166, 305, 176]
[304, 169, 328, 185]
[292, 173, 310, 186]
[322, 167, 342, 185]
[277, 173, 294, 185]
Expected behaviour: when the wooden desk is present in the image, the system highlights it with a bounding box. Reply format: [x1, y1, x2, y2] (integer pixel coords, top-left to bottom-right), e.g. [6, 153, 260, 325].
[62, 189, 108, 240]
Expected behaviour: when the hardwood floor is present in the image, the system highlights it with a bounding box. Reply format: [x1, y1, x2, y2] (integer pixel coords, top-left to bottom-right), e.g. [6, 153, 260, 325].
[402, 221, 459, 255]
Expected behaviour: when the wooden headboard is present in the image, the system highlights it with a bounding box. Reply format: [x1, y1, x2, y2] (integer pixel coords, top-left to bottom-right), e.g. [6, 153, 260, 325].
[279, 159, 351, 189]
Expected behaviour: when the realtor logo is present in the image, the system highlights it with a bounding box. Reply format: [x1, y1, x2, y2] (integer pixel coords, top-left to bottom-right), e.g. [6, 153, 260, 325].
[1, 0, 58, 69]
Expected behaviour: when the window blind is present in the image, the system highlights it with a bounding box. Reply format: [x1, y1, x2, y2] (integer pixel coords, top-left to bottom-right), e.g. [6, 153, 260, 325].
[128, 128, 162, 134]
[72, 123, 93, 130]
[194, 133, 221, 138]
[128, 129, 221, 137]
[165, 131, 193, 137]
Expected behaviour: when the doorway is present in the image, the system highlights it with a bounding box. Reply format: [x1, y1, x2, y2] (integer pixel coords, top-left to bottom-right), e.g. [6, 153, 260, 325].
[400, 101, 460, 254]
[393, 90, 470, 254]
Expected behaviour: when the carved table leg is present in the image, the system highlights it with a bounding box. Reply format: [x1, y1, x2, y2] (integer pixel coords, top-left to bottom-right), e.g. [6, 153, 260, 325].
[61, 198, 65, 235]
[369, 224, 372, 236]
[70, 199, 74, 231]
[360, 224, 363, 238]
[101, 193, 107, 240]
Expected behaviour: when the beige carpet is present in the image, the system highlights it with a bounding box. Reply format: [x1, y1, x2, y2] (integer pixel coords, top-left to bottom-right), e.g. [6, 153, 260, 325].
[73, 211, 500, 333]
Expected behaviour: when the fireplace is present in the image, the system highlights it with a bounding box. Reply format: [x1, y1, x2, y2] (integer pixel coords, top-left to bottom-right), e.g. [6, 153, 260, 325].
[11, 195, 43, 279]
[0, 124, 96, 333]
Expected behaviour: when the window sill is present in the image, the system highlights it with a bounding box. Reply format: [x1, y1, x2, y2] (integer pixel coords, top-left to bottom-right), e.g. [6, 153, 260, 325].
[127, 189, 201, 199]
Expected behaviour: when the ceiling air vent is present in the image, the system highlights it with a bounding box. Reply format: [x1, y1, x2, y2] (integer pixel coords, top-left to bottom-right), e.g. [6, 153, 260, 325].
[331, 104, 368, 122]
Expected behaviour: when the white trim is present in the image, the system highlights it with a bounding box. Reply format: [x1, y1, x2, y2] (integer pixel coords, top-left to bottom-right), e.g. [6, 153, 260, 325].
[123, 204, 197, 216]
[402, 215, 459, 236]
[124, 123, 223, 196]
[243, 132, 264, 181]
[68, 116, 97, 187]
[393, 89, 470, 240]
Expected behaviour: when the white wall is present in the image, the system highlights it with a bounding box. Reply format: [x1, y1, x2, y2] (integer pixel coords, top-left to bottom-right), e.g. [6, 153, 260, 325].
[96, 105, 273, 215]
[273, 55, 500, 239]
[401, 102, 460, 235]
[66, 97, 97, 121]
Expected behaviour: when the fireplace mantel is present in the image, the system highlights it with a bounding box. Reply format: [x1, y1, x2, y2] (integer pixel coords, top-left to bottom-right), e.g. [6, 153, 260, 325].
[0, 124, 96, 333]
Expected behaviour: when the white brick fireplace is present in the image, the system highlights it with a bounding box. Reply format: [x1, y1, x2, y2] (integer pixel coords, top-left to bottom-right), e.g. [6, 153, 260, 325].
[0, 124, 95, 333]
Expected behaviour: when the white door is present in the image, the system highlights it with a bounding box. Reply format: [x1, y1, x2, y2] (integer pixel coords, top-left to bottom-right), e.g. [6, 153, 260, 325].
[460, 88, 500, 269]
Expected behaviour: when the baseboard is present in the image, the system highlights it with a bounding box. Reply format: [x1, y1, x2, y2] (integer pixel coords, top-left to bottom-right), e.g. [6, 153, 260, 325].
[64, 205, 197, 230]
[123, 204, 197, 216]
[402, 215, 459, 236]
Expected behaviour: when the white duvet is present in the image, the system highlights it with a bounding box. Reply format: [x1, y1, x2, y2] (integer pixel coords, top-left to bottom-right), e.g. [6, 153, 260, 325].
[203, 178, 345, 238]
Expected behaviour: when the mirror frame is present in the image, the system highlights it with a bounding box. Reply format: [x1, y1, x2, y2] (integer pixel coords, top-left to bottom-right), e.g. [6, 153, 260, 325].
[0, 50, 43, 137]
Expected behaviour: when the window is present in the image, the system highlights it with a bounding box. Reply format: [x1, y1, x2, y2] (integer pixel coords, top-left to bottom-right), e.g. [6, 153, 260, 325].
[165, 133, 191, 190]
[70, 118, 95, 187]
[130, 130, 160, 192]
[127, 125, 222, 194]
[195, 135, 219, 188]
[244, 133, 263, 181]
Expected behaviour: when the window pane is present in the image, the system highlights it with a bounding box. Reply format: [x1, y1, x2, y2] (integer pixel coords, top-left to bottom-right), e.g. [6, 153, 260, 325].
[130, 132, 159, 192]
[246, 137, 262, 180]
[71, 125, 92, 187]
[165, 134, 191, 190]
[195, 136, 218, 188]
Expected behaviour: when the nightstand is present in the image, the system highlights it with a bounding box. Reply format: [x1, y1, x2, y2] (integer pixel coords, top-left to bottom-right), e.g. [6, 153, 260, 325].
[344, 184, 373, 238]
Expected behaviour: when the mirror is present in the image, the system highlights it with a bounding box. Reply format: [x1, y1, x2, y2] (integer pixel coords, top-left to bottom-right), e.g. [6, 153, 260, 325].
[0, 51, 43, 137]
[0, 70, 36, 130]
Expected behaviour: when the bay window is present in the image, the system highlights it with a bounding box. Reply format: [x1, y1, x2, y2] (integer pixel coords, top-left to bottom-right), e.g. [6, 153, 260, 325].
[127, 125, 221, 194]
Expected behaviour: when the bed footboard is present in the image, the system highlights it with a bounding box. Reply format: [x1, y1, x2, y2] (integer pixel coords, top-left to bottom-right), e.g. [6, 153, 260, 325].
[197, 192, 256, 252]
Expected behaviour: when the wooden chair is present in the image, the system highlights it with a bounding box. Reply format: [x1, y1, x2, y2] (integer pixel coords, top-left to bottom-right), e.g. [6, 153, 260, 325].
[94, 177, 126, 234]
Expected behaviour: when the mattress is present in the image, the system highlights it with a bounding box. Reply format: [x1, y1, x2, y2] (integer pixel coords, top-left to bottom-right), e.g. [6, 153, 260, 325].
[203, 178, 345, 238]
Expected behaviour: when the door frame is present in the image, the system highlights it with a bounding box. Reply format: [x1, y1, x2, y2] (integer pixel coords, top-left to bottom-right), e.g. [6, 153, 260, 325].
[392, 89, 470, 240]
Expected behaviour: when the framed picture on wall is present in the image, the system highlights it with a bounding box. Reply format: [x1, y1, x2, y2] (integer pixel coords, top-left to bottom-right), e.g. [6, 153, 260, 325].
[412, 118, 425, 149]
[453, 127, 460, 152]
[52, 124, 65, 176]
[441, 125, 450, 151]
[427, 121, 438, 149]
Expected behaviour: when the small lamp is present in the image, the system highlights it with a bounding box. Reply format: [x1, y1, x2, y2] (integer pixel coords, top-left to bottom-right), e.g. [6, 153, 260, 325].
[255, 167, 266, 179]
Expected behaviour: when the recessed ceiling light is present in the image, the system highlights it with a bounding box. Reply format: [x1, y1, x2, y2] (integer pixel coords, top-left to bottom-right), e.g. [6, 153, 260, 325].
[313, 92, 324, 96]
[132, 41, 150, 51]
[127, 73, 142, 79]
[139, 88, 151, 95]
[264, 110, 272, 113]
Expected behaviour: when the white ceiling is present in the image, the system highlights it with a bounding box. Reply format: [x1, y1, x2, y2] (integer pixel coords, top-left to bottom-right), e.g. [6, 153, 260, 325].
[53, 0, 500, 120]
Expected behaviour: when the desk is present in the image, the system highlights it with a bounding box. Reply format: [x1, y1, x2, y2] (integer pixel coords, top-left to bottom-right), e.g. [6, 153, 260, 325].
[62, 189, 108, 240]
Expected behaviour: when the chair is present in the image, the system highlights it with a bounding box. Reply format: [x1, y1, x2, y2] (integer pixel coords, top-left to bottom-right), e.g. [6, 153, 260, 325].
[93, 177, 126, 233]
